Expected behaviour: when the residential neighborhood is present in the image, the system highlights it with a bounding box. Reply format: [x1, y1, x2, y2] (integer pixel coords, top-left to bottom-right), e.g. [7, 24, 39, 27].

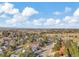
[0, 29, 79, 57]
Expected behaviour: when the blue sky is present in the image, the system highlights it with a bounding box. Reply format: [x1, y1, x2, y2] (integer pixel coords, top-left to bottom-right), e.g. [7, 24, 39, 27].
[0, 2, 79, 28]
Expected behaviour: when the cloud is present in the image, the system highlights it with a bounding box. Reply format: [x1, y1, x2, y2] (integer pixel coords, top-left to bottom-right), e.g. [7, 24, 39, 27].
[5, 5, 39, 25]
[53, 7, 71, 15]
[0, 3, 19, 15]
[32, 18, 45, 25]
[63, 16, 71, 23]
[0, 3, 39, 25]
[6, 19, 17, 24]
[0, 2, 79, 28]
[55, 19, 61, 24]
[7, 6, 39, 25]
[64, 16, 79, 24]
[63, 10, 79, 24]
[73, 8, 79, 16]
[44, 18, 56, 25]
[31, 8, 79, 28]
[53, 11, 62, 15]
[6, 14, 27, 24]
[64, 7, 71, 13]
[22, 7, 39, 16]
[32, 18, 61, 26]
[44, 18, 60, 26]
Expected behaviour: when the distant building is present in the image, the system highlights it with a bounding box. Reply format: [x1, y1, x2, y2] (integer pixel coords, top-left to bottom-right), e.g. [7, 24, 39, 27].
[10, 54, 18, 57]
[0, 48, 3, 54]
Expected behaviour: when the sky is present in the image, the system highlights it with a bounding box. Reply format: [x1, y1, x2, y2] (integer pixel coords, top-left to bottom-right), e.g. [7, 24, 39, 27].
[0, 2, 79, 28]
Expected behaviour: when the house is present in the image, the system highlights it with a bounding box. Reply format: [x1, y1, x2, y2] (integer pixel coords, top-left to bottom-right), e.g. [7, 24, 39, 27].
[0, 48, 3, 54]
[10, 54, 19, 57]
[31, 42, 39, 52]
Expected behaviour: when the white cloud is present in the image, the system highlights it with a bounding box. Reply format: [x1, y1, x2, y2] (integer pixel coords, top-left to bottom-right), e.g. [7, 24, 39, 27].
[33, 20, 42, 25]
[45, 18, 61, 25]
[63, 8, 79, 24]
[63, 16, 79, 24]
[6, 8, 19, 14]
[33, 18, 45, 25]
[53, 11, 62, 15]
[55, 19, 61, 24]
[69, 18, 78, 24]
[0, 2, 19, 15]
[6, 19, 17, 24]
[4, 6, 39, 25]
[22, 7, 39, 16]
[44, 18, 56, 25]
[65, 7, 71, 13]
[5, 6, 39, 25]
[6, 14, 27, 24]
[0, 14, 8, 18]
[0, 3, 39, 25]
[53, 7, 71, 15]
[0, 2, 79, 28]
[73, 8, 79, 16]
[32, 18, 61, 26]
[0, 2, 13, 11]
[64, 16, 71, 22]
